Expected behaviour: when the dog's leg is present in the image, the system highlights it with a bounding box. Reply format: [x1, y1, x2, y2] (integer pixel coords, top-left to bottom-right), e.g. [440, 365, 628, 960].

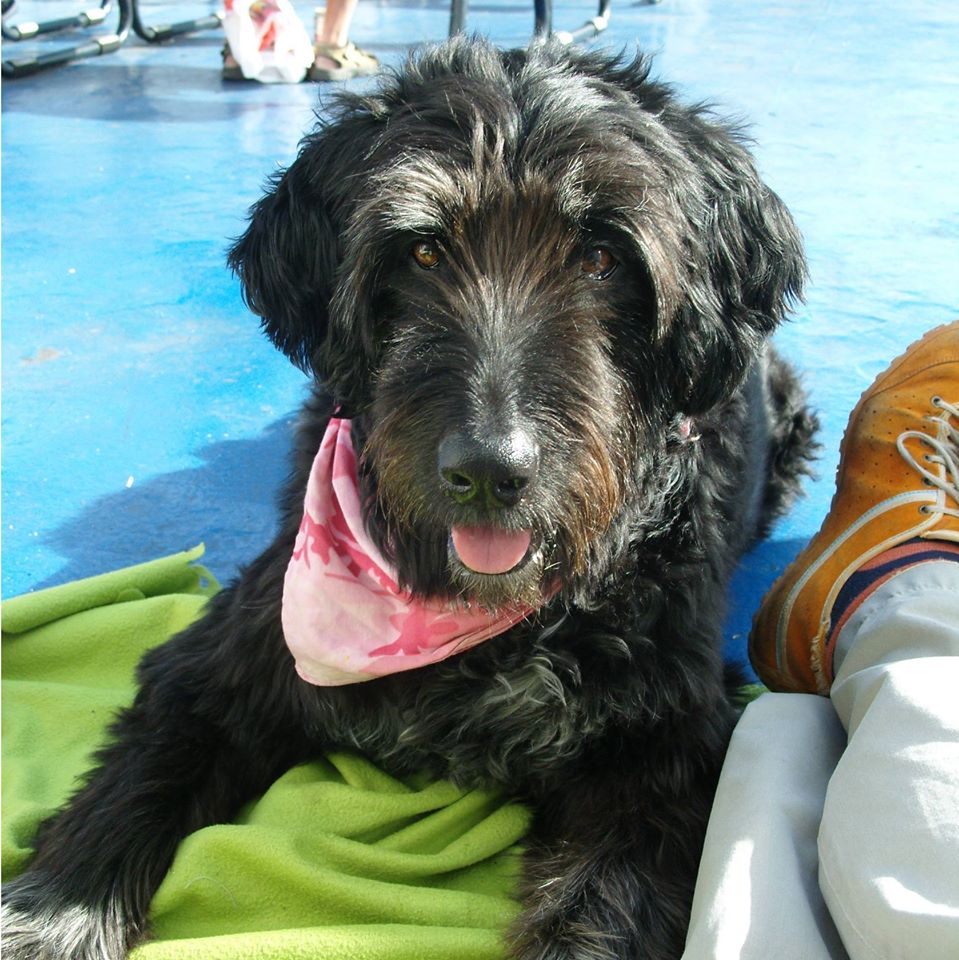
[2, 547, 311, 960]
[510, 714, 733, 960]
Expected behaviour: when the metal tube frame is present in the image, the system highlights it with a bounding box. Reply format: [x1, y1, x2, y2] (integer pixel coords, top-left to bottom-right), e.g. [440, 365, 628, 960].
[6, 0, 616, 78]
[130, 0, 222, 44]
[450, 0, 610, 45]
[2, 0, 130, 76]
[2, 0, 223, 77]
[550, 0, 611, 45]
[2, 0, 111, 41]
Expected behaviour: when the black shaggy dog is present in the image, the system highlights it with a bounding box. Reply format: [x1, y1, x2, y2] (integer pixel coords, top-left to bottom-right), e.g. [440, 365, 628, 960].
[3, 37, 817, 960]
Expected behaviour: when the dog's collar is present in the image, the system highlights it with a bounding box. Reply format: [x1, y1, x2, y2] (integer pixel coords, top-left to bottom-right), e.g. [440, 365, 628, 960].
[282, 418, 541, 686]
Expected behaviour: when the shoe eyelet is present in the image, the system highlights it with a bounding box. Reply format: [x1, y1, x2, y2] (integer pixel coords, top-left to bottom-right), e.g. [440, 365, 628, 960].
[919, 505, 932, 515]
[922, 477, 934, 486]
[931, 395, 943, 408]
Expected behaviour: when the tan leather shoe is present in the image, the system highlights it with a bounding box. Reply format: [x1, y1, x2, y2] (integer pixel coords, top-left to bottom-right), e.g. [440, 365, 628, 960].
[750, 322, 959, 693]
[308, 42, 379, 82]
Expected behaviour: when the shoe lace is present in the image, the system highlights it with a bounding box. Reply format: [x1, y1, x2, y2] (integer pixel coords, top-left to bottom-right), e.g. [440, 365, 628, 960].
[897, 397, 959, 519]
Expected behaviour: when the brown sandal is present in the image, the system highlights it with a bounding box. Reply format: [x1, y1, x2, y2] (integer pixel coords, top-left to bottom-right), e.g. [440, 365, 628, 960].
[308, 42, 379, 82]
[221, 44, 246, 81]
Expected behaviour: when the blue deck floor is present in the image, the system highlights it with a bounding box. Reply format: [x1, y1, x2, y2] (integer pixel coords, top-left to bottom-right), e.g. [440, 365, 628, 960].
[3, 0, 958, 672]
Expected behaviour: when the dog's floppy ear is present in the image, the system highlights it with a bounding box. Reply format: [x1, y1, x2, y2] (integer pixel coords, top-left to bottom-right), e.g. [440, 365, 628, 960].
[228, 128, 348, 375]
[554, 48, 805, 414]
[657, 129, 807, 415]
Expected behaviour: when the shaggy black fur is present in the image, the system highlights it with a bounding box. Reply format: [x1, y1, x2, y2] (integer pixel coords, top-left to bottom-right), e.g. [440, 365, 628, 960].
[2, 37, 818, 960]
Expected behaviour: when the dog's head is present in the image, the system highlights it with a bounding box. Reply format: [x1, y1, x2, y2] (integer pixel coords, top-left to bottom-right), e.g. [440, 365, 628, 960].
[230, 38, 804, 609]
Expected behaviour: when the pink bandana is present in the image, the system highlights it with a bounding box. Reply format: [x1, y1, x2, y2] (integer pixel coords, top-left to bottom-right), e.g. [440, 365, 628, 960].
[282, 418, 541, 685]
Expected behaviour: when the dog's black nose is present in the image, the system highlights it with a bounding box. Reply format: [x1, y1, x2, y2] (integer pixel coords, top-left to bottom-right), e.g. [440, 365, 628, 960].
[438, 428, 539, 508]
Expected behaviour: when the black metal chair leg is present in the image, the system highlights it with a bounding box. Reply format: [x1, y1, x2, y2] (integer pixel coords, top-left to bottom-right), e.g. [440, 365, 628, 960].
[2, 0, 110, 41]
[2, 0, 130, 76]
[533, 0, 551, 36]
[449, 0, 467, 36]
[130, 0, 222, 44]
[553, 0, 611, 45]
[448, 0, 612, 44]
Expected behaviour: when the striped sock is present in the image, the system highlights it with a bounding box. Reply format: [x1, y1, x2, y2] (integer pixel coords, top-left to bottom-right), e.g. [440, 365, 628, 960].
[829, 539, 959, 643]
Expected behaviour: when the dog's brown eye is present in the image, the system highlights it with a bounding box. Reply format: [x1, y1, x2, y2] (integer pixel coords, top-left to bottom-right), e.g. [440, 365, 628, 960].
[581, 246, 617, 280]
[411, 239, 441, 270]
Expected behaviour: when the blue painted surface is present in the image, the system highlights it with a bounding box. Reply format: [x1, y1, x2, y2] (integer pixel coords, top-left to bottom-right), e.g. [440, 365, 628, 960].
[3, 0, 958, 674]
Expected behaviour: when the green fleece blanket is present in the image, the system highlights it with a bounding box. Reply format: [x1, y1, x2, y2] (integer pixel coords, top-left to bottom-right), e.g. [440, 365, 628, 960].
[2, 547, 531, 960]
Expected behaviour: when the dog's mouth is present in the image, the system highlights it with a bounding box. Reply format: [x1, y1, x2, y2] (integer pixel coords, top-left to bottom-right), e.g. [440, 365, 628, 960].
[446, 524, 546, 609]
[448, 525, 535, 575]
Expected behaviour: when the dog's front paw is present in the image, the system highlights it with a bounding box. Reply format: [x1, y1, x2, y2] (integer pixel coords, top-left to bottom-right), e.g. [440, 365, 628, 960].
[2, 875, 131, 960]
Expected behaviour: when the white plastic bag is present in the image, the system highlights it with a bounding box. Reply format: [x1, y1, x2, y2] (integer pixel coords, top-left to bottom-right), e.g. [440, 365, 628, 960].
[222, 0, 314, 84]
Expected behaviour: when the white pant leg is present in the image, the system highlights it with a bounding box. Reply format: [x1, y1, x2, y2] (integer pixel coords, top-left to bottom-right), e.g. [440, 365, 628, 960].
[682, 693, 848, 960]
[820, 560, 959, 960]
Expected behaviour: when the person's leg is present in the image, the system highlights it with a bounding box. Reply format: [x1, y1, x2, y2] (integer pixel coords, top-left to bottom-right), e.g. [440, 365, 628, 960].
[746, 321, 959, 958]
[819, 560, 959, 959]
[316, 0, 356, 47]
[310, 0, 378, 81]
[682, 693, 848, 960]
[690, 560, 959, 960]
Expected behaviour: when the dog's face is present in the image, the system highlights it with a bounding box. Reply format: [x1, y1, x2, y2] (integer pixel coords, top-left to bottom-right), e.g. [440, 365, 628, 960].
[230, 39, 804, 609]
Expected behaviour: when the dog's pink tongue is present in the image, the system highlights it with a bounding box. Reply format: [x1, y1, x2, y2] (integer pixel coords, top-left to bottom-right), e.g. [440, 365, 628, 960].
[450, 526, 532, 574]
